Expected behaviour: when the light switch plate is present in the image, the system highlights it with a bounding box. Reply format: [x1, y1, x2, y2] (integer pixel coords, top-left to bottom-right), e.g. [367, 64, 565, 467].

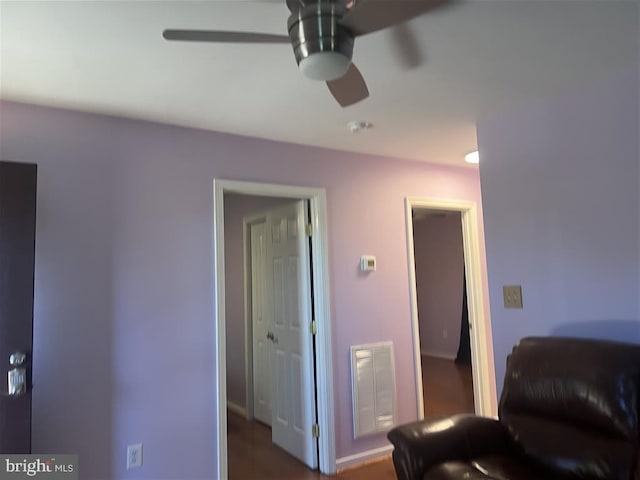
[127, 443, 143, 469]
[503, 285, 523, 309]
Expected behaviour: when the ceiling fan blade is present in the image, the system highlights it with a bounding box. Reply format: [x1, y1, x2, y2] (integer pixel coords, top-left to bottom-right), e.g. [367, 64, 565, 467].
[341, 0, 451, 37]
[392, 24, 423, 68]
[327, 63, 369, 107]
[162, 30, 290, 44]
[286, 0, 305, 12]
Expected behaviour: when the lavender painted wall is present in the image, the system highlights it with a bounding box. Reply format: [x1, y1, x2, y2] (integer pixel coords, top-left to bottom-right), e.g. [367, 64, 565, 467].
[24, 125, 116, 478]
[414, 213, 464, 358]
[0, 100, 493, 479]
[224, 194, 292, 409]
[477, 68, 640, 394]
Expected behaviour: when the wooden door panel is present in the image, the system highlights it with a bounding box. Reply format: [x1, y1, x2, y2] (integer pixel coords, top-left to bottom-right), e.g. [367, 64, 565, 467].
[251, 221, 272, 425]
[268, 201, 317, 468]
[0, 161, 37, 454]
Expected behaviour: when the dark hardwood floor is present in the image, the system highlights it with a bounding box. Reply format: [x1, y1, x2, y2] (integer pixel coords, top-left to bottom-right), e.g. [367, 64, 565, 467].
[227, 413, 396, 480]
[422, 354, 474, 417]
[227, 356, 473, 479]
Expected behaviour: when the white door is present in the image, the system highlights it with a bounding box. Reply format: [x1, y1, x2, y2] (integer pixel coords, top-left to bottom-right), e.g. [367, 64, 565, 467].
[251, 221, 272, 425]
[267, 201, 317, 468]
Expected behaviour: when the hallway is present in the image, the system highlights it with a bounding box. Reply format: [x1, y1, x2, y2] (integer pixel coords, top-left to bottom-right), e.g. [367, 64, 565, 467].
[422, 354, 474, 417]
[227, 355, 473, 479]
[227, 412, 395, 480]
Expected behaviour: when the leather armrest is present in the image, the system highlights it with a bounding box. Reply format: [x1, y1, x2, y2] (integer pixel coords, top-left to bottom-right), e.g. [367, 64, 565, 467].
[387, 414, 514, 480]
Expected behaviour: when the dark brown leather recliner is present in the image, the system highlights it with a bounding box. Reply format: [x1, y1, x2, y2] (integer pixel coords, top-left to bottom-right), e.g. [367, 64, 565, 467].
[388, 336, 640, 480]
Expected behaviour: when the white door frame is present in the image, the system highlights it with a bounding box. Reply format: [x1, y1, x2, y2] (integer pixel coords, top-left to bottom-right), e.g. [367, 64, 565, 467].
[243, 213, 268, 422]
[405, 197, 495, 418]
[213, 179, 336, 479]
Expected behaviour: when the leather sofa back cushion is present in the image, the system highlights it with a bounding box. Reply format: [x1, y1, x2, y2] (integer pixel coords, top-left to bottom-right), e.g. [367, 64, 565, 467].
[500, 414, 636, 480]
[499, 337, 640, 441]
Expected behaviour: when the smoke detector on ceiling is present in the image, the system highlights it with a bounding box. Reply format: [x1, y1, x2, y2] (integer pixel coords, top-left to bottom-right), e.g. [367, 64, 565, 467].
[348, 121, 373, 133]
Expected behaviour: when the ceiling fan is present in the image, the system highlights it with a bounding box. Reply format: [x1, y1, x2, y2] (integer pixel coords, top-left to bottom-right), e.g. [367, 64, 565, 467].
[162, 0, 448, 107]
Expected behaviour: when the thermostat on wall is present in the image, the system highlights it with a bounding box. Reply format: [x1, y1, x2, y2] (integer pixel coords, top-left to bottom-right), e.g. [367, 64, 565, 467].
[360, 255, 376, 272]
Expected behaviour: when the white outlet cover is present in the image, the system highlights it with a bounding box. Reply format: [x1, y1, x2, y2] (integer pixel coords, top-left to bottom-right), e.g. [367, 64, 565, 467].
[127, 443, 143, 469]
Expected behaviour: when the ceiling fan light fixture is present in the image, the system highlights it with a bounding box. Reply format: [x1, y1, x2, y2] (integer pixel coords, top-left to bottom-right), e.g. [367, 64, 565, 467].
[299, 52, 351, 81]
[288, 2, 354, 81]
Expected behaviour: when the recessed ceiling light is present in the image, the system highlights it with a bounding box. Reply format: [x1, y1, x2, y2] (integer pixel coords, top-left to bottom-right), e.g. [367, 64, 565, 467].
[348, 121, 372, 133]
[465, 150, 479, 164]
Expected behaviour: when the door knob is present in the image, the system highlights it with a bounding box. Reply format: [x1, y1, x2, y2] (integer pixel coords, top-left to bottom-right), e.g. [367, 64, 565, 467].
[10, 352, 26, 366]
[7, 351, 27, 397]
[266, 332, 278, 344]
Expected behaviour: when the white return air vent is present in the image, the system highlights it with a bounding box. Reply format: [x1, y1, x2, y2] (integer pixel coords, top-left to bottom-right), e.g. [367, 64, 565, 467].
[350, 341, 396, 438]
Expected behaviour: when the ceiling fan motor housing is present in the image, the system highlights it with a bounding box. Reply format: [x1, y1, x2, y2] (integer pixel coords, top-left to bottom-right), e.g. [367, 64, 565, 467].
[287, 2, 355, 81]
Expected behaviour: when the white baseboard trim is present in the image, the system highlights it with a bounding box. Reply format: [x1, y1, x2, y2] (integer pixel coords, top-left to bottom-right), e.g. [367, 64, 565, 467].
[421, 350, 457, 361]
[227, 401, 247, 418]
[335, 444, 394, 472]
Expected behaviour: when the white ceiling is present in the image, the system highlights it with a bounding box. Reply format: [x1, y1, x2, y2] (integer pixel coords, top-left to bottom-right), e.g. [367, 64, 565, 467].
[1, 0, 637, 166]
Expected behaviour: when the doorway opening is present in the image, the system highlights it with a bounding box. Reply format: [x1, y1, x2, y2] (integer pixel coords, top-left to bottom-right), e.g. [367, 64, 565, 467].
[405, 198, 495, 419]
[213, 180, 336, 480]
[411, 209, 474, 417]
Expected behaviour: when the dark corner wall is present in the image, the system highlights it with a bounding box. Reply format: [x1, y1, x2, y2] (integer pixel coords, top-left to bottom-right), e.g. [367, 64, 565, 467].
[413, 212, 464, 359]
